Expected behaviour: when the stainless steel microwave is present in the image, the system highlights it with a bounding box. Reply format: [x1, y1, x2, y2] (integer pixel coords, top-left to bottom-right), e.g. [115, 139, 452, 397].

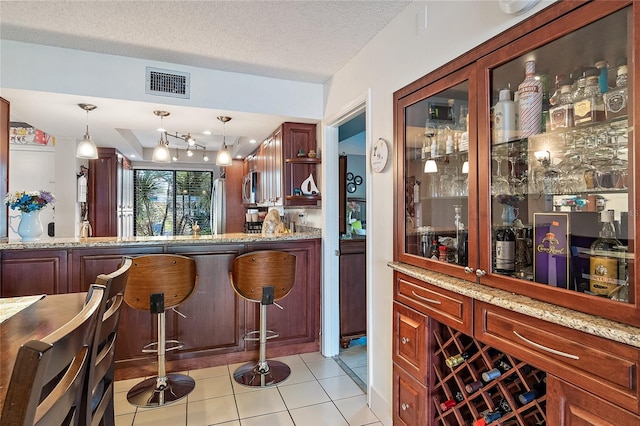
[242, 171, 257, 204]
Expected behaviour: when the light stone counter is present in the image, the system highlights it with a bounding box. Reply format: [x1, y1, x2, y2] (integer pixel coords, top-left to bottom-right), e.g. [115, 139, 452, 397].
[0, 229, 321, 250]
[389, 261, 640, 349]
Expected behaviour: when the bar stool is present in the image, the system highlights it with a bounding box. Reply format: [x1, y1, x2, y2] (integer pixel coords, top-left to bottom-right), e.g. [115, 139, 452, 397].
[123, 254, 198, 407]
[230, 250, 297, 387]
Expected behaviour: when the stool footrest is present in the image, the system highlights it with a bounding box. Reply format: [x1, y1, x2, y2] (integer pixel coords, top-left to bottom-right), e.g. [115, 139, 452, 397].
[141, 339, 184, 353]
[243, 330, 279, 342]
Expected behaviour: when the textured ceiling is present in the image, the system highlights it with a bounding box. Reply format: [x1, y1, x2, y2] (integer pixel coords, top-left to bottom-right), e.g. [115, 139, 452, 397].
[0, 0, 410, 161]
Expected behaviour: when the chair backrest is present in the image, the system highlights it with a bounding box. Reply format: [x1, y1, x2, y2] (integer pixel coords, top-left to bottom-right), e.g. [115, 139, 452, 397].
[230, 250, 297, 303]
[123, 254, 198, 311]
[1, 285, 105, 426]
[80, 257, 132, 426]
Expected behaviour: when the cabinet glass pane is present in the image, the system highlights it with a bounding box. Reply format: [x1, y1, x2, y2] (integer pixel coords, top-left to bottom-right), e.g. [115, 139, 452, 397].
[489, 7, 632, 303]
[404, 81, 470, 267]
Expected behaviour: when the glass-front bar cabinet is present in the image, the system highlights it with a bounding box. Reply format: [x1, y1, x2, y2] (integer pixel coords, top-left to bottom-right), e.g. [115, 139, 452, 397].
[395, 1, 639, 327]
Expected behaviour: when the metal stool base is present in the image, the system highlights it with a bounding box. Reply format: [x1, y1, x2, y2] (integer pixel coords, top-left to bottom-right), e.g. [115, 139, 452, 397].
[233, 360, 291, 388]
[126, 373, 195, 407]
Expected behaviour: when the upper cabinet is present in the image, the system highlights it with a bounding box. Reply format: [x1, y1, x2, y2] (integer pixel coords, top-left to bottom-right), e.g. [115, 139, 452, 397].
[394, 1, 639, 327]
[250, 122, 319, 208]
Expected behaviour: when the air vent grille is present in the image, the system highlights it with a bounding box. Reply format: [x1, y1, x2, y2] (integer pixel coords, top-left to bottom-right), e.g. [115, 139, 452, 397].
[145, 67, 190, 99]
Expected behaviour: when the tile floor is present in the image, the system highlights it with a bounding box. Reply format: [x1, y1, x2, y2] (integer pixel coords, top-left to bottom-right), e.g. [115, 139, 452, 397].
[114, 352, 381, 426]
[334, 337, 367, 391]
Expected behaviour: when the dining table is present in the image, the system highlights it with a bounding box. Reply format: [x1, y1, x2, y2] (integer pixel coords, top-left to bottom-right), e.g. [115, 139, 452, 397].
[0, 292, 87, 415]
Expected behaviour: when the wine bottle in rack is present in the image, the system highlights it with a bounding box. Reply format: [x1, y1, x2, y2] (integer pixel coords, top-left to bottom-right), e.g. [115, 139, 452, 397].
[465, 380, 484, 394]
[440, 399, 457, 411]
[480, 398, 512, 423]
[445, 345, 478, 368]
[518, 375, 547, 405]
[481, 356, 512, 382]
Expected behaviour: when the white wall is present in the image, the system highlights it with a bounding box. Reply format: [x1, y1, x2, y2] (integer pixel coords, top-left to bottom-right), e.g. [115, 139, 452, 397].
[322, 1, 556, 423]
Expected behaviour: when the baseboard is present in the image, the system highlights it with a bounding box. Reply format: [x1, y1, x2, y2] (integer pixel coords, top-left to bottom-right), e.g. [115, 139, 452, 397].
[369, 384, 392, 426]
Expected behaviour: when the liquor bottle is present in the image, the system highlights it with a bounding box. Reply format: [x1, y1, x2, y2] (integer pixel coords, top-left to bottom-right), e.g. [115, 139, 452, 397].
[495, 226, 516, 273]
[595, 60, 608, 94]
[518, 381, 547, 405]
[430, 239, 439, 260]
[604, 62, 628, 120]
[589, 210, 624, 297]
[549, 79, 574, 130]
[517, 60, 543, 138]
[493, 89, 517, 143]
[574, 67, 605, 126]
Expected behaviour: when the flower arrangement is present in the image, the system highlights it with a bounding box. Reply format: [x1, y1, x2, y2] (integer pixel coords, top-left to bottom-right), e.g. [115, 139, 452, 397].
[4, 190, 55, 213]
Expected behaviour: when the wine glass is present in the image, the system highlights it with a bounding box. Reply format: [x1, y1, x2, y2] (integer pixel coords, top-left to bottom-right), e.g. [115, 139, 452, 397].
[491, 146, 510, 196]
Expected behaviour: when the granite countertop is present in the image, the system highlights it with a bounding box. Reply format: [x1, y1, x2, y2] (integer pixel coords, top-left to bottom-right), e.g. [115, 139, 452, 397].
[0, 229, 321, 250]
[389, 261, 640, 350]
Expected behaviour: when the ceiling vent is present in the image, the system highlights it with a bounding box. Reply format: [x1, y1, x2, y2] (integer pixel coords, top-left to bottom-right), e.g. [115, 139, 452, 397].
[145, 67, 190, 99]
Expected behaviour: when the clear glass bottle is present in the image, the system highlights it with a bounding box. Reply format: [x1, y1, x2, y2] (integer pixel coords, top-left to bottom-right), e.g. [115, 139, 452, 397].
[589, 210, 624, 297]
[549, 79, 575, 130]
[604, 64, 628, 119]
[574, 69, 605, 126]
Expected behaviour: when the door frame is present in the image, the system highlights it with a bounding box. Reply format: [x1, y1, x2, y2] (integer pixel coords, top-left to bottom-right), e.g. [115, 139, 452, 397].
[320, 89, 372, 392]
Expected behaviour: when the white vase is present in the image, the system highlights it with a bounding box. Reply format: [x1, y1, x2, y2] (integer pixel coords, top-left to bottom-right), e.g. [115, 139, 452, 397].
[18, 211, 44, 242]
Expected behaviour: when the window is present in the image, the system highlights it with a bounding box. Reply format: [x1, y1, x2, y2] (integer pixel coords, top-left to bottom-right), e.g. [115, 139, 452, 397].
[134, 169, 213, 236]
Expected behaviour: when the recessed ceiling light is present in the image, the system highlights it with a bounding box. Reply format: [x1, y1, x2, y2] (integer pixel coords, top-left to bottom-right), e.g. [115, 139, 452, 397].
[249, 139, 257, 144]
[203, 130, 211, 135]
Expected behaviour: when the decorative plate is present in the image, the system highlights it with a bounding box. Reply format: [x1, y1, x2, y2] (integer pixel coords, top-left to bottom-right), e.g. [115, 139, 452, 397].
[347, 182, 357, 193]
[346, 172, 354, 182]
[371, 138, 389, 173]
[354, 175, 363, 185]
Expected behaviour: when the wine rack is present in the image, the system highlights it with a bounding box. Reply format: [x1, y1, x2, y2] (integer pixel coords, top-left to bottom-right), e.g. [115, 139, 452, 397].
[431, 323, 547, 425]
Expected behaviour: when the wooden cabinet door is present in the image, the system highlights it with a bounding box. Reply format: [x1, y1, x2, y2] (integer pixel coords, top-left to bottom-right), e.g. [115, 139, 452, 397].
[1, 249, 68, 296]
[339, 238, 366, 346]
[244, 240, 321, 349]
[272, 126, 283, 204]
[393, 363, 427, 426]
[168, 244, 245, 357]
[89, 148, 119, 237]
[393, 301, 429, 384]
[548, 374, 640, 425]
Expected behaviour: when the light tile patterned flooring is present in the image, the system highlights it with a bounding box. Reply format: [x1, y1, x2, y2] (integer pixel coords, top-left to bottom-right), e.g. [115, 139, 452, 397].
[114, 352, 380, 426]
[335, 337, 367, 391]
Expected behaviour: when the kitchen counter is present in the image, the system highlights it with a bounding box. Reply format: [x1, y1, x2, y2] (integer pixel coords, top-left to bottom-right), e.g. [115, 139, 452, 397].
[0, 228, 321, 250]
[388, 261, 640, 349]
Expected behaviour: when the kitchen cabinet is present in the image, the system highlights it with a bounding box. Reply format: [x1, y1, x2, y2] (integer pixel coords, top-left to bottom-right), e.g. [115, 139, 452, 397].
[394, 0, 639, 327]
[0, 98, 8, 243]
[547, 375, 640, 425]
[251, 122, 319, 207]
[1, 249, 68, 296]
[393, 2, 640, 423]
[339, 238, 366, 348]
[88, 148, 133, 237]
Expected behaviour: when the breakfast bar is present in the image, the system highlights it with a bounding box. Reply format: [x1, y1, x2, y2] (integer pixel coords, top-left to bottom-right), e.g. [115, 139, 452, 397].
[0, 231, 321, 379]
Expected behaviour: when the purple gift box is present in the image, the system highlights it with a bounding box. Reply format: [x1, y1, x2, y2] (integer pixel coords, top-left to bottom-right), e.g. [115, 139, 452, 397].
[534, 213, 570, 288]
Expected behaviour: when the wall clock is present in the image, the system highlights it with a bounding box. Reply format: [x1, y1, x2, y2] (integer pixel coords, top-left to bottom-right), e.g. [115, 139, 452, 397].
[371, 138, 389, 173]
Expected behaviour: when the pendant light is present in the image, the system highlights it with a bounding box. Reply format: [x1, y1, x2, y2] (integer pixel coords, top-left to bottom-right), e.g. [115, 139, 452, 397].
[76, 103, 99, 159]
[215, 116, 233, 167]
[152, 110, 171, 163]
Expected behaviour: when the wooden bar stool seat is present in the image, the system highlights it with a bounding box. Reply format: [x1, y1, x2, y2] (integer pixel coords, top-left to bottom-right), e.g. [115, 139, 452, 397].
[123, 255, 197, 407]
[230, 250, 297, 387]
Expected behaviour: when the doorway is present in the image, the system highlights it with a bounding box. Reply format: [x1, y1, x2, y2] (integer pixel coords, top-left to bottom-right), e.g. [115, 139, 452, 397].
[320, 92, 371, 396]
[335, 114, 368, 389]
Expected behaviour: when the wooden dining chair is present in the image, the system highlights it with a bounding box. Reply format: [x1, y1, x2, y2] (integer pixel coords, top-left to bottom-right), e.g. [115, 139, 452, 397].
[79, 257, 132, 426]
[1, 285, 105, 426]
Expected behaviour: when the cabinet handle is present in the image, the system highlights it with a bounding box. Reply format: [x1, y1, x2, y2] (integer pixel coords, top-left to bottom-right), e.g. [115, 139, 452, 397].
[513, 330, 580, 360]
[401, 403, 410, 411]
[464, 267, 475, 274]
[411, 290, 441, 305]
[401, 337, 410, 344]
[475, 269, 487, 277]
